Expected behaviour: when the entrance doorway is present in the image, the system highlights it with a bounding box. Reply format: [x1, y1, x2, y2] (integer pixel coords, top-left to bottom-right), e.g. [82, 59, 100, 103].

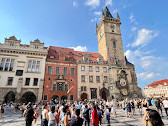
[102, 90, 107, 101]
[80, 93, 87, 101]
[51, 95, 59, 104]
[61, 95, 68, 101]
[4, 91, 15, 103]
[21, 92, 36, 104]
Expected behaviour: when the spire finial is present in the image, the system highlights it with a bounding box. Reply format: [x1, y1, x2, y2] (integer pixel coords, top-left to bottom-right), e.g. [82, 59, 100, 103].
[117, 12, 120, 19]
[96, 22, 98, 29]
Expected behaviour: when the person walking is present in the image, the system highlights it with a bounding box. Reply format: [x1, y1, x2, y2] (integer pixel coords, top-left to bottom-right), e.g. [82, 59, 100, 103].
[70, 109, 83, 126]
[42, 104, 49, 126]
[105, 105, 110, 125]
[162, 98, 168, 118]
[48, 106, 57, 126]
[0, 105, 4, 121]
[24, 102, 34, 126]
[91, 105, 99, 126]
[83, 105, 90, 126]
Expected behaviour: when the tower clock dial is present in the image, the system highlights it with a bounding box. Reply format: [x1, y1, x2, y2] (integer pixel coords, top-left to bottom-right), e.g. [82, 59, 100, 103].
[121, 88, 128, 96]
[109, 24, 116, 32]
[120, 79, 126, 86]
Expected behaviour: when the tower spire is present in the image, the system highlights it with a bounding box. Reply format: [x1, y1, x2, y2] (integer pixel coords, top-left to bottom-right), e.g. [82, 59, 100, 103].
[117, 12, 120, 19]
[96, 22, 98, 29]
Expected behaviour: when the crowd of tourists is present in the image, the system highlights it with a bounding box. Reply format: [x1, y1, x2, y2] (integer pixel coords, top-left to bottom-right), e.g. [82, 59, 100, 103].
[0, 97, 168, 126]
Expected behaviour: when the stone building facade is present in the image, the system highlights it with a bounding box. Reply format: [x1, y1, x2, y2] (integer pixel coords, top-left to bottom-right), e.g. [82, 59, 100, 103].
[0, 36, 48, 103]
[143, 79, 168, 98]
[43, 46, 77, 103]
[96, 7, 142, 99]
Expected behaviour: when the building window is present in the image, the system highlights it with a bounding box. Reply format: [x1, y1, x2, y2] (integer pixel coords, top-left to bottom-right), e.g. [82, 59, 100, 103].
[0, 58, 15, 71]
[25, 78, 30, 85]
[81, 75, 85, 82]
[90, 88, 97, 99]
[81, 66, 85, 71]
[89, 76, 93, 82]
[113, 41, 116, 48]
[58, 83, 63, 91]
[48, 78, 51, 80]
[71, 68, 75, 76]
[50, 56, 54, 58]
[48, 66, 52, 74]
[69, 52, 72, 55]
[35, 45, 38, 49]
[56, 67, 60, 75]
[96, 76, 100, 83]
[104, 76, 108, 83]
[33, 78, 38, 86]
[69, 57, 73, 60]
[96, 67, 99, 72]
[51, 50, 56, 53]
[64, 67, 67, 75]
[89, 66, 93, 72]
[7, 77, 13, 85]
[70, 95, 74, 100]
[84, 58, 89, 62]
[65, 84, 68, 91]
[81, 86, 86, 91]
[103, 67, 107, 72]
[53, 84, 56, 91]
[43, 95, 48, 101]
[27, 60, 40, 72]
[10, 42, 14, 46]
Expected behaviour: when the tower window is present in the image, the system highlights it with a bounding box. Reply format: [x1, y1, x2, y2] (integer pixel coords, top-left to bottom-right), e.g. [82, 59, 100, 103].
[113, 42, 116, 48]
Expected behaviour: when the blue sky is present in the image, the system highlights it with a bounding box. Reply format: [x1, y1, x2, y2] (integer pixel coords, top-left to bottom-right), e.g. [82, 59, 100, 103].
[0, 0, 168, 88]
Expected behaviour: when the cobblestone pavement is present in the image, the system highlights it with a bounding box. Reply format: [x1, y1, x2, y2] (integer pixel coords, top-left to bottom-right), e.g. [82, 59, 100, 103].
[0, 109, 168, 126]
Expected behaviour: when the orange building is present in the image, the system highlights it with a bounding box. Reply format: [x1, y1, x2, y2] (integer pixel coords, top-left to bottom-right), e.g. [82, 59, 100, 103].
[43, 46, 77, 103]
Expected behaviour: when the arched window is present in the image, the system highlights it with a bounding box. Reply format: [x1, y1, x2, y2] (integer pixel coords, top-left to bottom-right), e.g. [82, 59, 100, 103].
[113, 41, 116, 48]
[65, 84, 68, 91]
[58, 83, 63, 91]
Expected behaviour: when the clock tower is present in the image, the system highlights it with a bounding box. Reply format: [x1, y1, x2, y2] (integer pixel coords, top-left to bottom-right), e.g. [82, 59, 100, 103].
[96, 6, 125, 66]
[96, 7, 142, 99]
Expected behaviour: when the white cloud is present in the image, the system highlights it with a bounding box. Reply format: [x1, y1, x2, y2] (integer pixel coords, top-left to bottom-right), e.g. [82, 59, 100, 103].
[130, 13, 135, 23]
[94, 11, 101, 16]
[112, 9, 118, 14]
[105, 0, 112, 6]
[137, 72, 160, 80]
[90, 17, 101, 22]
[85, 0, 100, 8]
[129, 28, 158, 47]
[69, 46, 88, 52]
[131, 27, 137, 32]
[72, 1, 78, 7]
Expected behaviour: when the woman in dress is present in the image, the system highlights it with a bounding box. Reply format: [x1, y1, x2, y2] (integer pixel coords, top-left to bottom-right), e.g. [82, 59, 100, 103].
[48, 106, 57, 126]
[91, 105, 99, 126]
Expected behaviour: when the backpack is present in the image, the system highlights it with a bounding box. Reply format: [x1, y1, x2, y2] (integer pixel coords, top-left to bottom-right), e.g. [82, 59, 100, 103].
[83, 109, 89, 119]
[98, 109, 102, 117]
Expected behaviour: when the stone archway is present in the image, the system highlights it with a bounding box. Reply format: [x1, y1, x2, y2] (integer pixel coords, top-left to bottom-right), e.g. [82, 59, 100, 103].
[100, 88, 109, 101]
[4, 91, 15, 103]
[61, 95, 68, 101]
[81, 93, 87, 101]
[51, 95, 59, 104]
[21, 91, 36, 104]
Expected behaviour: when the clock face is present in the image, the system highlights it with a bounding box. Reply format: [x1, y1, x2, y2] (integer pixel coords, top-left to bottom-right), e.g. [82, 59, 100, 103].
[121, 88, 128, 96]
[120, 79, 126, 86]
[109, 24, 116, 32]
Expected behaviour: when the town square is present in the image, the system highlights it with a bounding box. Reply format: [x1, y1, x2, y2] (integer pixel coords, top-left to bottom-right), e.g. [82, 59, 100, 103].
[0, 0, 168, 126]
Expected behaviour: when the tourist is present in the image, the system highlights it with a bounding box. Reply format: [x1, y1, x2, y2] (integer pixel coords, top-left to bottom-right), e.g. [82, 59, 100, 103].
[70, 109, 83, 126]
[60, 105, 71, 126]
[34, 104, 39, 124]
[111, 100, 117, 117]
[20, 103, 26, 117]
[91, 105, 99, 126]
[151, 98, 156, 109]
[142, 99, 148, 113]
[48, 106, 57, 126]
[130, 100, 135, 115]
[83, 104, 90, 126]
[142, 109, 164, 126]
[136, 99, 142, 116]
[127, 101, 132, 118]
[155, 98, 163, 117]
[42, 104, 49, 126]
[97, 106, 102, 125]
[55, 105, 60, 126]
[24, 102, 34, 126]
[0, 104, 4, 121]
[162, 98, 168, 118]
[147, 98, 152, 109]
[105, 105, 110, 124]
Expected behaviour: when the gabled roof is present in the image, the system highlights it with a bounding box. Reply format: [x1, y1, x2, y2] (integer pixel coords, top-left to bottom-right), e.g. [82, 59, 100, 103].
[47, 46, 106, 63]
[148, 79, 168, 86]
[102, 6, 113, 18]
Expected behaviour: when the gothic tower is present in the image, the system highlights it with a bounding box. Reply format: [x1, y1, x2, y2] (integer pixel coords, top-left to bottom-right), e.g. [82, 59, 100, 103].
[96, 7, 142, 99]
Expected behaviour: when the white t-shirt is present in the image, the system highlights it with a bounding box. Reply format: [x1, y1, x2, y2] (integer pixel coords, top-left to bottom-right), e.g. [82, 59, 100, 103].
[105, 109, 109, 115]
[163, 100, 168, 108]
[48, 111, 57, 120]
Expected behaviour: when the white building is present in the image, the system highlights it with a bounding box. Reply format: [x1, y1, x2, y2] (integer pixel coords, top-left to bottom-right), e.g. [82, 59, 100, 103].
[0, 36, 48, 103]
[143, 79, 168, 98]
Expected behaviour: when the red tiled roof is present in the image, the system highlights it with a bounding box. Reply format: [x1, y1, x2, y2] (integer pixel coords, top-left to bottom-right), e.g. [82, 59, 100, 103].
[47, 46, 105, 62]
[148, 79, 168, 86]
